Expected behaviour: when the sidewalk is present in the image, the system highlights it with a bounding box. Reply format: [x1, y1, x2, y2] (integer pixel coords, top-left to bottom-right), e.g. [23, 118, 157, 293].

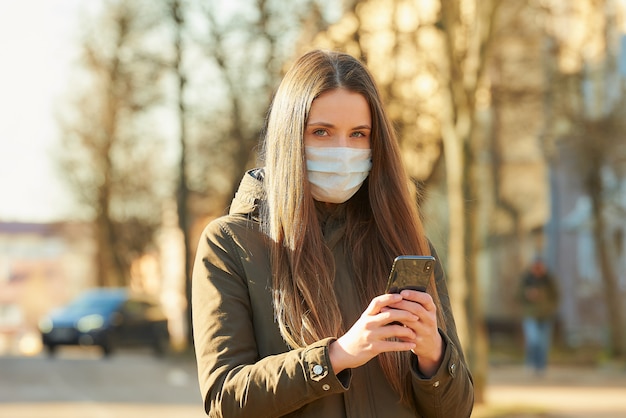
[472, 364, 626, 417]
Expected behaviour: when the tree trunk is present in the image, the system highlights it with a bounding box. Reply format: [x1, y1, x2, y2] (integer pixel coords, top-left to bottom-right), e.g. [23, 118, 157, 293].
[440, 118, 469, 350]
[169, 0, 193, 347]
[95, 211, 124, 287]
[464, 143, 489, 404]
[588, 170, 626, 360]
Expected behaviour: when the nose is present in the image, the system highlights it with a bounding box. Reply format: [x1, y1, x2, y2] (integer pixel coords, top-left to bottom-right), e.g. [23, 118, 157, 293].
[336, 134, 349, 147]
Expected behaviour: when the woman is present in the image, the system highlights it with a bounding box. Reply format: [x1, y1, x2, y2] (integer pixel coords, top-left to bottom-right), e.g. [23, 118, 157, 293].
[192, 49, 474, 417]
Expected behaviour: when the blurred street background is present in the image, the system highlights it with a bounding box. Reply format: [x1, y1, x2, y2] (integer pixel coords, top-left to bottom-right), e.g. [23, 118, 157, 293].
[2, 0, 626, 416]
[1, 347, 625, 418]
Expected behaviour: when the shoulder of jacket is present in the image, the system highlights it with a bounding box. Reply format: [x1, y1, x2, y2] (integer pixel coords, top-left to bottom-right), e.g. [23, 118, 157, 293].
[204, 212, 260, 237]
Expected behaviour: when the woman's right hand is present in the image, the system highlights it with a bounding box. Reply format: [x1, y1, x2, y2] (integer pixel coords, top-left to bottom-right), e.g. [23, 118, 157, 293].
[328, 293, 419, 373]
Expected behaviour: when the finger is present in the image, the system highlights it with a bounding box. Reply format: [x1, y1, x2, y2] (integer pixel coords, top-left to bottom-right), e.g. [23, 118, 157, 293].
[398, 293, 437, 316]
[378, 339, 416, 353]
[378, 322, 417, 341]
[378, 307, 419, 325]
[365, 293, 403, 315]
[388, 299, 430, 319]
[400, 290, 435, 308]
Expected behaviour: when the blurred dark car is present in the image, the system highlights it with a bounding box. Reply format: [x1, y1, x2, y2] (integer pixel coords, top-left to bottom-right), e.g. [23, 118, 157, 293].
[38, 288, 170, 357]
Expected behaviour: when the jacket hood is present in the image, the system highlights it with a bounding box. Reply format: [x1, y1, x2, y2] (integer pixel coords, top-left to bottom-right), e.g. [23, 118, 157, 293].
[229, 168, 266, 218]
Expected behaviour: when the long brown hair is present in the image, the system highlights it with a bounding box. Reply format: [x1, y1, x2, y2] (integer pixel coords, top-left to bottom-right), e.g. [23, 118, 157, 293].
[261, 49, 444, 407]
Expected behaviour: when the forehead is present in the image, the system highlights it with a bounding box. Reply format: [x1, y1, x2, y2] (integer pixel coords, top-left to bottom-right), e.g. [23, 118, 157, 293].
[308, 89, 371, 122]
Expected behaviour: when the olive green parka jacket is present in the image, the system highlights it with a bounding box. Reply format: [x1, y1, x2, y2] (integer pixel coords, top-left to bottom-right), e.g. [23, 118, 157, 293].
[192, 169, 474, 418]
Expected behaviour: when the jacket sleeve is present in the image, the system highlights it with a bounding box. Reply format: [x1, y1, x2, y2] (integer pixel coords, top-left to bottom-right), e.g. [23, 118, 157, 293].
[192, 219, 351, 417]
[410, 245, 474, 417]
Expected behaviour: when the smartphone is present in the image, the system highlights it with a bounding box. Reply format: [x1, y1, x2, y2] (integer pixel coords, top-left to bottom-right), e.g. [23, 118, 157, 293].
[385, 255, 436, 293]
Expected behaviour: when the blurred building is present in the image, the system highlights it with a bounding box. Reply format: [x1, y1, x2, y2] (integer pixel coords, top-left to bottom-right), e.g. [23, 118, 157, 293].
[0, 221, 95, 354]
[551, 146, 626, 348]
[483, 3, 626, 350]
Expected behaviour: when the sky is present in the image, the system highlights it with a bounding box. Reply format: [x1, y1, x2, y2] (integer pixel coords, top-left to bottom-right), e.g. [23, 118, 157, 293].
[0, 0, 84, 223]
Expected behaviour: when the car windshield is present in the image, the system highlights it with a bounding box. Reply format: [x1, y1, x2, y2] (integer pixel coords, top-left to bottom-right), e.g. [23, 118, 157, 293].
[63, 291, 126, 315]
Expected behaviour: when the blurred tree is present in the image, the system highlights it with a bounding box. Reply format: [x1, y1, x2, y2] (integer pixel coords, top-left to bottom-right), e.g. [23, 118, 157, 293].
[541, 0, 626, 360]
[312, 0, 509, 401]
[437, 0, 506, 402]
[162, 0, 194, 344]
[156, 0, 339, 344]
[576, 115, 626, 360]
[57, 0, 168, 287]
[186, 0, 338, 209]
[487, 1, 549, 306]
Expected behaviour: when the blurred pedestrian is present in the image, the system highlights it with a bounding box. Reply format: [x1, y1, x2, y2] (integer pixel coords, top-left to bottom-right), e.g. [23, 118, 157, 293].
[517, 257, 560, 375]
[191, 49, 474, 417]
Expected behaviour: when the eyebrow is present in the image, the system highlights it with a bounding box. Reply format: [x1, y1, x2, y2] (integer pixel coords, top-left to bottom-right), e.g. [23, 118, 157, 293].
[307, 121, 372, 130]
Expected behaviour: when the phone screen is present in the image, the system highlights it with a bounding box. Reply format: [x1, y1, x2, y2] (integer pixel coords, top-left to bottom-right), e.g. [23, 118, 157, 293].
[385, 255, 435, 293]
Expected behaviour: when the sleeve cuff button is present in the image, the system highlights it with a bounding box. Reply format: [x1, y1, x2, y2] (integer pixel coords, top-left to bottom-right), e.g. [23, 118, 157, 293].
[449, 363, 456, 376]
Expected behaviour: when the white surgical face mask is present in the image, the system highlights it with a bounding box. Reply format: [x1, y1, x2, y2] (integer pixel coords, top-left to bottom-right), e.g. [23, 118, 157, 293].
[305, 146, 372, 204]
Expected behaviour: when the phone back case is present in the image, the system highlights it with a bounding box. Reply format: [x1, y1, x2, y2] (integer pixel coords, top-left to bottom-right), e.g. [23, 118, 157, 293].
[385, 255, 435, 293]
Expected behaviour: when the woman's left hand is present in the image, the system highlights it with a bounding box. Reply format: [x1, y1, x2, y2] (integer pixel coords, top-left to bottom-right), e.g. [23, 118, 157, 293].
[383, 290, 444, 377]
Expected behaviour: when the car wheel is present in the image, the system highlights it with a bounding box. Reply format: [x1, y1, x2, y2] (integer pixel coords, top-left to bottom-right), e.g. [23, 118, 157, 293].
[152, 329, 170, 357]
[101, 336, 114, 357]
[44, 344, 57, 357]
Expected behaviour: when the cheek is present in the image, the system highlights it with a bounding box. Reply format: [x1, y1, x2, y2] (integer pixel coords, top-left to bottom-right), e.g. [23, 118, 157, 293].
[349, 137, 371, 149]
[303, 135, 320, 147]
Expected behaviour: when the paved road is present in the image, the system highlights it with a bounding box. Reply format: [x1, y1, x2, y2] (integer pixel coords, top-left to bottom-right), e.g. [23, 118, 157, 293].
[2, 347, 626, 418]
[0, 347, 206, 418]
[473, 364, 626, 418]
